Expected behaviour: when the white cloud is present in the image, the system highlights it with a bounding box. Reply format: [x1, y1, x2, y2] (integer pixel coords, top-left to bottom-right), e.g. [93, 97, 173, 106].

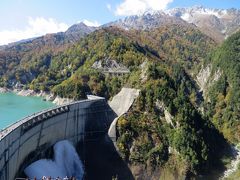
[107, 3, 112, 11]
[82, 19, 100, 27]
[0, 17, 69, 45]
[115, 0, 174, 16]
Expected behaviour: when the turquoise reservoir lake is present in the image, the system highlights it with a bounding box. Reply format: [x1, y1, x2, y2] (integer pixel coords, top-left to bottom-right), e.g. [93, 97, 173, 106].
[0, 93, 55, 130]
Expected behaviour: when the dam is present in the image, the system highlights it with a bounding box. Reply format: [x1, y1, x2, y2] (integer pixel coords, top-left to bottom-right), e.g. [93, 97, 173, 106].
[0, 97, 116, 180]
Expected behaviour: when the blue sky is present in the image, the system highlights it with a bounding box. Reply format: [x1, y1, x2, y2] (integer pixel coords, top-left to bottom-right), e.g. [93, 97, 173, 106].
[0, 0, 239, 45]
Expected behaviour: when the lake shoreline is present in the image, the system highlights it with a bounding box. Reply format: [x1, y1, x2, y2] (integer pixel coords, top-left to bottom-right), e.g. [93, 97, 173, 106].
[0, 87, 73, 105]
[0, 92, 55, 129]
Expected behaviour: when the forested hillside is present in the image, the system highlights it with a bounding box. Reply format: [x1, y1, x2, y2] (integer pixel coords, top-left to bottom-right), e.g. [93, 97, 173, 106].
[204, 31, 240, 143]
[116, 62, 229, 178]
[0, 24, 216, 98]
[0, 22, 95, 88]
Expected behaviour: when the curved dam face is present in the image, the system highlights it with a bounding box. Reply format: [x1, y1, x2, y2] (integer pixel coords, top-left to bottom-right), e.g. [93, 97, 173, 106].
[0, 98, 116, 180]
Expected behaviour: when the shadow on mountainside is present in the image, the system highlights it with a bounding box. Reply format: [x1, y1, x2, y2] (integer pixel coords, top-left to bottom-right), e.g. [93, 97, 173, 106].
[77, 134, 134, 180]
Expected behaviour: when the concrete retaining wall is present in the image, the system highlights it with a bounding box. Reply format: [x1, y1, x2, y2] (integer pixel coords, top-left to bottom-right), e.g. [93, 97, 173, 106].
[108, 88, 140, 142]
[0, 98, 116, 180]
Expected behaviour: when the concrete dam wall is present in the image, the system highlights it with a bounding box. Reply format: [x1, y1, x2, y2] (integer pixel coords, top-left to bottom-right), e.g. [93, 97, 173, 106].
[0, 98, 116, 180]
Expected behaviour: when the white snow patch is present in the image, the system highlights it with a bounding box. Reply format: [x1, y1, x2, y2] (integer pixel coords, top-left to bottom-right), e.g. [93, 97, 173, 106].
[194, 8, 229, 18]
[24, 140, 84, 179]
[181, 13, 191, 22]
[199, 9, 221, 17]
[166, 7, 229, 23]
[221, 29, 227, 34]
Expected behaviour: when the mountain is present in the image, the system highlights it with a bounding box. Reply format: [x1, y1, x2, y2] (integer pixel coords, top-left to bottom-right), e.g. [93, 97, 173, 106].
[1, 22, 97, 52]
[0, 22, 97, 86]
[105, 11, 188, 30]
[105, 6, 240, 43]
[0, 24, 215, 90]
[0, 6, 239, 53]
[65, 22, 97, 42]
[167, 6, 240, 42]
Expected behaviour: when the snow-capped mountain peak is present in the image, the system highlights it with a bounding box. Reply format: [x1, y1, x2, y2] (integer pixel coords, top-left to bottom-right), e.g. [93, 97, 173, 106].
[166, 6, 229, 22]
[105, 6, 240, 42]
[165, 6, 240, 42]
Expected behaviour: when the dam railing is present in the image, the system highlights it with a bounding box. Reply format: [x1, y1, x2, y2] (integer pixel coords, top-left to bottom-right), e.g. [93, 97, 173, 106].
[0, 105, 69, 140]
[15, 177, 77, 180]
[0, 98, 103, 141]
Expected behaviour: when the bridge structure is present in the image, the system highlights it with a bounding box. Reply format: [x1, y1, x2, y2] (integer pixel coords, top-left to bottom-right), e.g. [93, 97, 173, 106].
[0, 98, 116, 180]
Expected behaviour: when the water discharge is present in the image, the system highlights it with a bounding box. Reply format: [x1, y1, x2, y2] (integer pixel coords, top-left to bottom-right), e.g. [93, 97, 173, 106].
[24, 140, 84, 179]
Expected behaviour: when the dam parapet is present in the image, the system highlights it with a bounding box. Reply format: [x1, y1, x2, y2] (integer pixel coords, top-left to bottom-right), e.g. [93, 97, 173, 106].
[0, 98, 116, 180]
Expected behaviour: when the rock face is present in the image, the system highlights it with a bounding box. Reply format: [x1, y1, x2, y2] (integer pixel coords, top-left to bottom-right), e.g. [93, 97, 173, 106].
[0, 87, 9, 93]
[52, 96, 74, 106]
[196, 65, 212, 93]
[11, 88, 73, 105]
[140, 61, 148, 83]
[92, 58, 130, 75]
[15, 89, 35, 96]
[196, 65, 222, 98]
[221, 145, 240, 179]
[155, 100, 175, 128]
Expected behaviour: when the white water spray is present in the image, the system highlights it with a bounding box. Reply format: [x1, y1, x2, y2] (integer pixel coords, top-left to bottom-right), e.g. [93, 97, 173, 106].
[24, 140, 84, 179]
